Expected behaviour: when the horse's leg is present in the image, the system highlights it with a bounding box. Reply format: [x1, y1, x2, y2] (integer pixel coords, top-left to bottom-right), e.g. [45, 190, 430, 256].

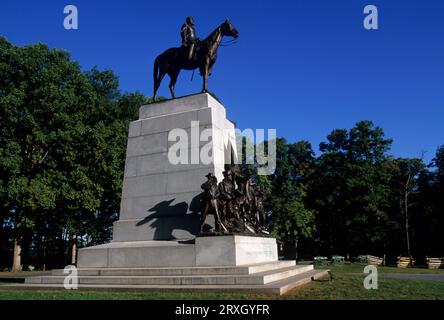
[201, 58, 210, 93]
[154, 70, 166, 101]
[168, 68, 180, 99]
[202, 73, 207, 93]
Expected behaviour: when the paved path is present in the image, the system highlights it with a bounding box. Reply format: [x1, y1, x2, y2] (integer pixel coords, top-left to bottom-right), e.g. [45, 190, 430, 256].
[381, 273, 444, 281]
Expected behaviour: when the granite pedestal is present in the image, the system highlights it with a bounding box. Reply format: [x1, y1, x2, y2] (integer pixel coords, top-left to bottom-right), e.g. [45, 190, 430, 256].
[78, 93, 243, 268]
[114, 93, 237, 242]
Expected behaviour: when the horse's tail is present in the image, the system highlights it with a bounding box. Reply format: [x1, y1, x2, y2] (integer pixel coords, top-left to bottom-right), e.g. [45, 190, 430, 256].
[153, 55, 161, 98]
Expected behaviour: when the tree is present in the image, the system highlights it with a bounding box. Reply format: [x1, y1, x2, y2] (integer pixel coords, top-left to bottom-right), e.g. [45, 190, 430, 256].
[426, 146, 444, 256]
[392, 158, 426, 262]
[0, 37, 150, 269]
[312, 121, 393, 257]
[268, 139, 316, 260]
[0, 38, 96, 270]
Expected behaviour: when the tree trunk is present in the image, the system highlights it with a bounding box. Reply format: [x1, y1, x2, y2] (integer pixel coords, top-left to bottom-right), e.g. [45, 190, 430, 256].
[294, 239, 298, 262]
[71, 233, 77, 265]
[405, 193, 412, 265]
[12, 239, 22, 272]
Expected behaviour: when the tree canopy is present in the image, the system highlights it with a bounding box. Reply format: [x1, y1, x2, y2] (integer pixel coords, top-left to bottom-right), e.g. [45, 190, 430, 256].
[0, 37, 148, 269]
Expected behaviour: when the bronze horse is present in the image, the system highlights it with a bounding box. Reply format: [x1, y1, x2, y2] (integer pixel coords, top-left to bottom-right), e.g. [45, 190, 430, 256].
[153, 20, 239, 99]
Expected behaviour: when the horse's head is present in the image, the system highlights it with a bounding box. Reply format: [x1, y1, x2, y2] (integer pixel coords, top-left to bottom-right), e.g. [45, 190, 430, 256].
[221, 19, 240, 38]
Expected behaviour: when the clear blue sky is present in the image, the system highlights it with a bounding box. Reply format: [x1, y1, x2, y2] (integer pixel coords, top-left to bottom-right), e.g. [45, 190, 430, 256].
[1, 0, 443, 162]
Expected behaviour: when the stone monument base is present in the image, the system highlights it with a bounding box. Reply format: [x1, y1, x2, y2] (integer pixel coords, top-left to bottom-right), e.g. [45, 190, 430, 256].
[195, 235, 278, 266]
[77, 235, 277, 268]
[23, 235, 329, 295]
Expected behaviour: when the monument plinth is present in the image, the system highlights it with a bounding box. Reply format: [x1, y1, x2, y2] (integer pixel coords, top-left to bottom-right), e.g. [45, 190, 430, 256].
[114, 93, 237, 242]
[77, 93, 247, 268]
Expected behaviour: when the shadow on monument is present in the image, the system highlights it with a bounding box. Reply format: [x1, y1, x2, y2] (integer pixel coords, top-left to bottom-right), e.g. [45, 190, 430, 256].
[135, 128, 237, 240]
[136, 194, 207, 240]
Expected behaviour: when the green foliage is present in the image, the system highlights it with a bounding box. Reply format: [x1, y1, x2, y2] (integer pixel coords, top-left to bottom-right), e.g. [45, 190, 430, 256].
[310, 121, 395, 256]
[0, 37, 150, 268]
[271, 196, 315, 242]
[268, 139, 316, 246]
[435, 145, 444, 193]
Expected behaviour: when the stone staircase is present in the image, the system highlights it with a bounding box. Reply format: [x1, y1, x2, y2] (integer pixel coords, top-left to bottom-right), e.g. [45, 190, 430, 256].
[23, 261, 328, 295]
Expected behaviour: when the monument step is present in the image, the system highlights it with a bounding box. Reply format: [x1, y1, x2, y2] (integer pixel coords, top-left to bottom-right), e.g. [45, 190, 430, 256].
[18, 269, 329, 295]
[78, 236, 279, 268]
[26, 265, 313, 286]
[264, 269, 329, 295]
[50, 260, 297, 277]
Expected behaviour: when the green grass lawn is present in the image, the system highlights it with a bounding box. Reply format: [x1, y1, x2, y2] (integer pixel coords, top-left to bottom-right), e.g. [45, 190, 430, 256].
[315, 262, 444, 274]
[0, 290, 257, 300]
[0, 263, 442, 300]
[286, 266, 444, 300]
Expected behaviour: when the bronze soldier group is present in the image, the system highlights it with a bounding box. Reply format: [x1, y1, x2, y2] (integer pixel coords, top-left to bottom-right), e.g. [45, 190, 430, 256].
[199, 166, 269, 235]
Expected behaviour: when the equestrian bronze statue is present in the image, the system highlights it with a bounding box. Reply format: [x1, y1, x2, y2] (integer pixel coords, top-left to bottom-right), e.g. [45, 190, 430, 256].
[153, 19, 239, 99]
